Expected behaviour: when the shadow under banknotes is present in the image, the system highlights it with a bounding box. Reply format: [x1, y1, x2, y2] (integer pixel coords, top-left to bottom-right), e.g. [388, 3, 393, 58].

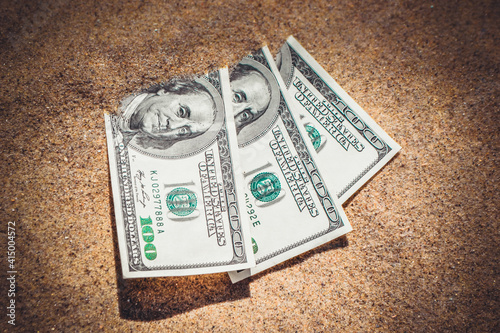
[248, 236, 349, 282]
[108, 179, 251, 321]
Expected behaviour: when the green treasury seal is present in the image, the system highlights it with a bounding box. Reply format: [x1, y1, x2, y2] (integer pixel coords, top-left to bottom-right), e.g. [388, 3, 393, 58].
[166, 187, 197, 216]
[250, 172, 281, 202]
[305, 124, 321, 151]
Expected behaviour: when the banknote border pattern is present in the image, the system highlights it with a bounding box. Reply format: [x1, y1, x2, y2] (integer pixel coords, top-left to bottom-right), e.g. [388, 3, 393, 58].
[110, 119, 148, 272]
[249, 50, 346, 265]
[206, 71, 249, 266]
[286, 44, 394, 198]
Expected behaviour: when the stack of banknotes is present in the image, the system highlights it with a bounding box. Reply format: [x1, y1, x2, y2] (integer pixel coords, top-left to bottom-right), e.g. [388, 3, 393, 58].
[105, 36, 401, 283]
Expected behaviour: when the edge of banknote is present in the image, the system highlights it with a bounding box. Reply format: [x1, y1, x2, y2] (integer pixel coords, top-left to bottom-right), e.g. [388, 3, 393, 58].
[282, 36, 402, 203]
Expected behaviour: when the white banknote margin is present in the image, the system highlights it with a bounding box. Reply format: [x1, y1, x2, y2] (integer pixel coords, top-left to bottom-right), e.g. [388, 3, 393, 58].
[228, 47, 352, 283]
[284, 36, 402, 203]
[105, 68, 256, 278]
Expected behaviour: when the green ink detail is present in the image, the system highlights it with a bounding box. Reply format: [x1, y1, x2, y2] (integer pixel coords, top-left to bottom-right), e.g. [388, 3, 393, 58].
[305, 124, 321, 151]
[140, 216, 152, 227]
[144, 243, 157, 260]
[250, 172, 281, 202]
[142, 225, 154, 243]
[166, 187, 197, 216]
[252, 238, 258, 254]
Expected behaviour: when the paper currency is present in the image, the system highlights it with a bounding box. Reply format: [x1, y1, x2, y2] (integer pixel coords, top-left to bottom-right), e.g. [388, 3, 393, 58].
[105, 68, 255, 278]
[276, 36, 401, 203]
[228, 47, 352, 283]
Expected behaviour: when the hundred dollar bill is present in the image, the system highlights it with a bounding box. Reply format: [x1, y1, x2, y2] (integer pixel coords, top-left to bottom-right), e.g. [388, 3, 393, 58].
[105, 68, 255, 278]
[228, 47, 352, 283]
[276, 36, 401, 203]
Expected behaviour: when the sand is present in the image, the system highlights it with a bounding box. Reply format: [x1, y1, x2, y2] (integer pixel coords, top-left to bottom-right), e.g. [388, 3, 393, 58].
[0, 0, 498, 331]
